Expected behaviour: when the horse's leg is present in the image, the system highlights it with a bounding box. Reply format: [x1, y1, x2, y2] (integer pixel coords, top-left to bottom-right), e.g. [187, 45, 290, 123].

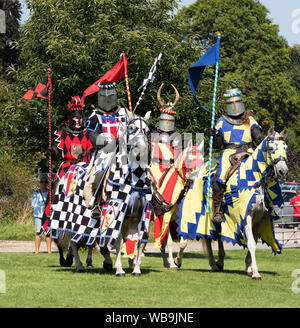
[174, 236, 188, 268]
[86, 244, 94, 268]
[115, 235, 125, 277]
[205, 239, 219, 272]
[132, 239, 143, 276]
[99, 244, 113, 272]
[160, 233, 170, 268]
[65, 246, 74, 267]
[245, 250, 252, 276]
[166, 229, 177, 268]
[57, 244, 67, 267]
[245, 214, 261, 280]
[216, 239, 225, 272]
[70, 241, 86, 272]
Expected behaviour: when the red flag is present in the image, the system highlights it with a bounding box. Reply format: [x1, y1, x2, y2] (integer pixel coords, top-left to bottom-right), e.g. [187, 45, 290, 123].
[80, 53, 127, 105]
[21, 78, 49, 103]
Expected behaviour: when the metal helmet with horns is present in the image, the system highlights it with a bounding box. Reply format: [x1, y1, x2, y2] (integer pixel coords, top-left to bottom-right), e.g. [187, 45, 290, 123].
[157, 83, 180, 133]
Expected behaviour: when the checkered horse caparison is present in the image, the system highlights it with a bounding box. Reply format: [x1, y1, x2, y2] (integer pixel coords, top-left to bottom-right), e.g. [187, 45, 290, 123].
[45, 113, 153, 248]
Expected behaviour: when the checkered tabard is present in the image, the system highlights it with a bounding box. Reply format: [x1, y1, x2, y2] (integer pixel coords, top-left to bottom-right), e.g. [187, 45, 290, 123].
[46, 162, 100, 242]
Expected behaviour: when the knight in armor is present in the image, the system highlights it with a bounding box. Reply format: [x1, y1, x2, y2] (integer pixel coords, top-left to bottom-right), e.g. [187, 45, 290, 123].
[44, 96, 94, 217]
[210, 88, 264, 222]
[84, 81, 131, 218]
[149, 83, 183, 244]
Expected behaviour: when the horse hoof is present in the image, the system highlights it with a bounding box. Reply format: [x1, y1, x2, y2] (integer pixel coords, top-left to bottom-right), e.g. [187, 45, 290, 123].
[87, 265, 94, 268]
[252, 276, 262, 280]
[216, 263, 224, 272]
[116, 273, 125, 277]
[103, 261, 113, 272]
[77, 268, 86, 273]
[174, 258, 181, 268]
[132, 272, 141, 277]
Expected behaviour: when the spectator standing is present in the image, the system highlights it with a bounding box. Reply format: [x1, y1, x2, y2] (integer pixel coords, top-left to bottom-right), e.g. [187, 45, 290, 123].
[31, 177, 51, 253]
[290, 188, 300, 243]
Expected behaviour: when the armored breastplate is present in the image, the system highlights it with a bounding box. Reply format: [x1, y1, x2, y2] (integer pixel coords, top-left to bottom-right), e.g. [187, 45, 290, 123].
[85, 107, 127, 138]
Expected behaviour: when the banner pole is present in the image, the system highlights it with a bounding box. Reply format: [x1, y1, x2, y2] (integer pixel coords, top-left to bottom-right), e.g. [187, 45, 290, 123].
[47, 67, 52, 216]
[123, 52, 132, 112]
[206, 33, 221, 213]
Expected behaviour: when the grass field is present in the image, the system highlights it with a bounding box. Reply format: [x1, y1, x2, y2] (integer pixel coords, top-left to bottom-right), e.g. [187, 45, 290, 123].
[0, 249, 300, 308]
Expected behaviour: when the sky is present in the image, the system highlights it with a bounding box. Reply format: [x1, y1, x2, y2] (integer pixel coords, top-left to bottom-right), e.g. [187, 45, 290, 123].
[20, 0, 299, 46]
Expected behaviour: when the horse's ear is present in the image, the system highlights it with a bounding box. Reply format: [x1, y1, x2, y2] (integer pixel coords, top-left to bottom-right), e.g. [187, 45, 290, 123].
[197, 140, 204, 155]
[268, 126, 275, 138]
[127, 110, 134, 121]
[144, 111, 151, 122]
[280, 128, 288, 140]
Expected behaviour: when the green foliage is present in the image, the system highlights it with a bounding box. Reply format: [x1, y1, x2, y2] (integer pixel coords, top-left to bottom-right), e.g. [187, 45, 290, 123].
[178, 0, 300, 132]
[0, 0, 22, 80]
[0, 145, 38, 222]
[9, 0, 203, 163]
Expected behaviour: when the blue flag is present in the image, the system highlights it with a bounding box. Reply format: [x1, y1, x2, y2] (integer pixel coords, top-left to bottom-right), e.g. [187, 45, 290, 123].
[188, 38, 220, 112]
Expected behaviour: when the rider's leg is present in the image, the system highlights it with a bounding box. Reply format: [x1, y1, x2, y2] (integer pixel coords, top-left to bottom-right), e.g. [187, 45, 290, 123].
[91, 171, 105, 219]
[212, 179, 226, 223]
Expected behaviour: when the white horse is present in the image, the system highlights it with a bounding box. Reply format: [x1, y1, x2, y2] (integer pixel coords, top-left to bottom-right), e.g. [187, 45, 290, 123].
[176, 128, 288, 279]
[70, 112, 152, 276]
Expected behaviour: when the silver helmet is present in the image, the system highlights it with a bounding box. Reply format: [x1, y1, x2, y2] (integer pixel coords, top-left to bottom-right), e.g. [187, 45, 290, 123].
[97, 81, 118, 112]
[224, 88, 245, 117]
[157, 83, 179, 133]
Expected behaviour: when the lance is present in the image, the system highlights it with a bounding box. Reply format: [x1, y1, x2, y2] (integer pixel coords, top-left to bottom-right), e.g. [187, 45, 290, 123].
[206, 33, 221, 213]
[133, 45, 166, 114]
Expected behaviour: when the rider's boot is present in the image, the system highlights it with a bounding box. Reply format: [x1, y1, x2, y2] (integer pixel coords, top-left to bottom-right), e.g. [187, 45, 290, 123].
[212, 180, 226, 223]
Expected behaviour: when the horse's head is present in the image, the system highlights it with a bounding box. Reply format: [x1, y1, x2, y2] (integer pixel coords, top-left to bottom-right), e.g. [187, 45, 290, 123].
[267, 127, 288, 179]
[126, 111, 151, 163]
[175, 139, 204, 181]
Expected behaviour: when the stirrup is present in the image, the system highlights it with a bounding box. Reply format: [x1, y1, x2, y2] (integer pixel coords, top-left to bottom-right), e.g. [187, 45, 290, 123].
[91, 205, 101, 219]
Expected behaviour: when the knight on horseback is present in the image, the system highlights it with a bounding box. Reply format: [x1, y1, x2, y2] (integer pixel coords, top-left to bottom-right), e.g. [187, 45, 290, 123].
[44, 96, 94, 218]
[209, 88, 264, 222]
[83, 81, 131, 219]
[149, 83, 184, 248]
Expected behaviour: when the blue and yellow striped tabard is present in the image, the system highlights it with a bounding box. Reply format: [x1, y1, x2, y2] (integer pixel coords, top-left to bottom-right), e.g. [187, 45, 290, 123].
[215, 115, 262, 185]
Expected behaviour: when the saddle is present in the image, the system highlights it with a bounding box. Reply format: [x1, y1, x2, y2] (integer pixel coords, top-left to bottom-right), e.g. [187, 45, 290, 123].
[225, 151, 251, 182]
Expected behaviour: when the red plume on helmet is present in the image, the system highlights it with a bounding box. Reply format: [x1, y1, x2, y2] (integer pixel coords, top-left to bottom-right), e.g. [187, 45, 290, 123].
[67, 96, 84, 130]
[68, 96, 85, 111]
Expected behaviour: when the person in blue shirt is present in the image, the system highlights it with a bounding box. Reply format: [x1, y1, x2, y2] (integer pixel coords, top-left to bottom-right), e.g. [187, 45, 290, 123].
[31, 177, 51, 253]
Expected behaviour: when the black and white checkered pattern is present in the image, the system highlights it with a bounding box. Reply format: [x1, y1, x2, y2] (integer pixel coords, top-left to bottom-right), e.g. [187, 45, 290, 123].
[46, 115, 153, 248]
[134, 47, 165, 112]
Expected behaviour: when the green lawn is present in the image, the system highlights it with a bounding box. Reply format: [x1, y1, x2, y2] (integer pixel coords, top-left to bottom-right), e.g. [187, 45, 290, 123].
[0, 249, 299, 308]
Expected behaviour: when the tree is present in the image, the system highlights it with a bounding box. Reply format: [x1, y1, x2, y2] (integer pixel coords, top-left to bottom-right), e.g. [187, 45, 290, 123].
[8, 0, 203, 167]
[0, 0, 22, 80]
[287, 45, 300, 97]
[178, 0, 300, 133]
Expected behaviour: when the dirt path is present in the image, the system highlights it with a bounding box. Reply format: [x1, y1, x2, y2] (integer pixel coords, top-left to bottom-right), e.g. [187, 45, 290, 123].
[0, 239, 271, 253]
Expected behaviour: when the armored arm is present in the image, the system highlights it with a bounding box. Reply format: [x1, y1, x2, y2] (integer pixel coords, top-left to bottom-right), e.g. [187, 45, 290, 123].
[207, 128, 223, 149]
[251, 127, 264, 146]
[46, 141, 59, 158]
